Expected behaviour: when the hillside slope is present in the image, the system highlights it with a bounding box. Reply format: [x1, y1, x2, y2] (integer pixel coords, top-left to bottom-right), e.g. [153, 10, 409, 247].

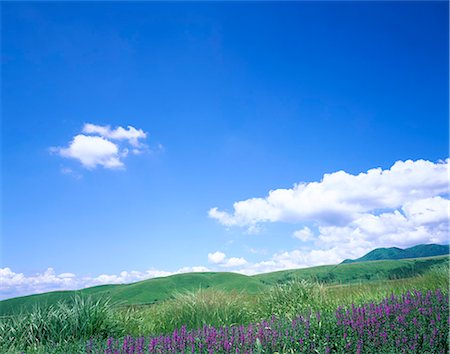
[0, 272, 264, 315]
[341, 244, 449, 264]
[1, 255, 448, 315]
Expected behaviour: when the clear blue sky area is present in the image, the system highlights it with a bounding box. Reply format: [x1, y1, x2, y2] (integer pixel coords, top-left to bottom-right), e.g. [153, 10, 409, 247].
[1, 1, 448, 292]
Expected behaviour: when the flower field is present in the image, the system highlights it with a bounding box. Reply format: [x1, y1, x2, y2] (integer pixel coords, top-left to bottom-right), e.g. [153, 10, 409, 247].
[1, 265, 448, 353]
[86, 289, 449, 354]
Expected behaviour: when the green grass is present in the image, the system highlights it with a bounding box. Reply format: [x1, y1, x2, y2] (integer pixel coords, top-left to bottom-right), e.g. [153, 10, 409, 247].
[0, 272, 265, 315]
[1, 262, 448, 353]
[129, 262, 449, 336]
[1, 255, 448, 316]
[253, 254, 449, 284]
[0, 296, 122, 353]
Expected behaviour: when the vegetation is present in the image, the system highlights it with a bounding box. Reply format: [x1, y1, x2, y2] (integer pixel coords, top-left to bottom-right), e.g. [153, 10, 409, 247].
[0, 296, 121, 353]
[341, 243, 449, 263]
[0, 272, 265, 315]
[1, 262, 448, 353]
[87, 289, 449, 353]
[1, 254, 448, 315]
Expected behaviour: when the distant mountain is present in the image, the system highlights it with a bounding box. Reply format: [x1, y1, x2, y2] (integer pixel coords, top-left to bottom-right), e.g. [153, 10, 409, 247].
[342, 244, 449, 264]
[1, 254, 448, 315]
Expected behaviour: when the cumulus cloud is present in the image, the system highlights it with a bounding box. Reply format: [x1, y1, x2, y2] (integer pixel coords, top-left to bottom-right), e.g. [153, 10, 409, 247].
[82, 123, 146, 148]
[237, 202, 449, 275]
[207, 252, 247, 268]
[90, 269, 172, 286]
[56, 135, 123, 169]
[222, 257, 248, 268]
[176, 266, 211, 273]
[0, 268, 81, 300]
[7, 158, 448, 298]
[208, 251, 226, 264]
[317, 196, 450, 249]
[209, 159, 448, 227]
[210, 158, 449, 273]
[51, 123, 149, 169]
[293, 227, 314, 242]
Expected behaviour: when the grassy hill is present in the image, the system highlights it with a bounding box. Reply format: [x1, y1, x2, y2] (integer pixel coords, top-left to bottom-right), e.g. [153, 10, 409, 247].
[254, 254, 448, 284]
[1, 254, 448, 316]
[0, 272, 265, 315]
[341, 243, 449, 263]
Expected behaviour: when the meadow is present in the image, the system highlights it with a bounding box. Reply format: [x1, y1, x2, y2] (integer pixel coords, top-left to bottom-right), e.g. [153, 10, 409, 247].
[1, 254, 447, 315]
[0, 257, 448, 353]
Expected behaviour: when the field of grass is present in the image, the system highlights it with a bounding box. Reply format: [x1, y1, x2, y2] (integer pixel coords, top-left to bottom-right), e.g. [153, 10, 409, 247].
[1, 255, 447, 316]
[0, 260, 448, 353]
[88, 288, 448, 353]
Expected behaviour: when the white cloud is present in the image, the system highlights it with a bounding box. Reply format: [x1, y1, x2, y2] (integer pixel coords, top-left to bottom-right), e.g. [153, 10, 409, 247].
[329, 197, 449, 248]
[56, 135, 123, 169]
[0, 268, 81, 300]
[236, 201, 449, 275]
[82, 123, 147, 148]
[236, 247, 362, 275]
[210, 158, 449, 274]
[207, 251, 248, 268]
[402, 196, 449, 226]
[209, 159, 448, 227]
[208, 251, 226, 264]
[58, 272, 76, 278]
[52, 123, 149, 169]
[90, 269, 171, 286]
[222, 257, 247, 268]
[6, 159, 448, 299]
[176, 266, 210, 273]
[293, 226, 314, 242]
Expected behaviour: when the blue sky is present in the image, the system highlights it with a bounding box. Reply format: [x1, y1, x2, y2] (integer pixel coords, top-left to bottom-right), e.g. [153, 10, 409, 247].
[1, 1, 448, 298]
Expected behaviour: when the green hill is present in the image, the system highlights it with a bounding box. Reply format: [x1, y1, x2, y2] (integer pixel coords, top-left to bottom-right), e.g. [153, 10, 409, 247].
[0, 272, 265, 315]
[341, 244, 449, 264]
[1, 255, 448, 315]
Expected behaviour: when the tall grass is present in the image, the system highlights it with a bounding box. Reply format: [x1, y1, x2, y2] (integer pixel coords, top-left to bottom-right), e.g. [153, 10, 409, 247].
[126, 264, 449, 336]
[258, 278, 329, 319]
[326, 262, 450, 307]
[88, 289, 449, 354]
[0, 295, 122, 353]
[120, 289, 257, 335]
[2, 264, 448, 352]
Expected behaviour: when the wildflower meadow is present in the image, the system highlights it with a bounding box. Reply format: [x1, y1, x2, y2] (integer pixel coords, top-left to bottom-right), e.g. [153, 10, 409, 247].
[1, 265, 448, 353]
[85, 289, 448, 354]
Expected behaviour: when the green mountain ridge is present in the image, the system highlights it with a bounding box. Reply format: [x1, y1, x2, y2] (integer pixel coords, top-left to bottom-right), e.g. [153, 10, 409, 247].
[341, 243, 449, 264]
[1, 252, 448, 316]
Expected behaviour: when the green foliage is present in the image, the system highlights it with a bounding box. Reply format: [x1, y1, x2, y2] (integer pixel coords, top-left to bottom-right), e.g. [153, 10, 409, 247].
[0, 295, 122, 353]
[120, 288, 257, 336]
[254, 255, 449, 286]
[117, 264, 450, 337]
[1, 259, 449, 352]
[420, 262, 450, 289]
[0, 272, 265, 315]
[342, 243, 449, 263]
[258, 279, 328, 319]
[1, 256, 448, 316]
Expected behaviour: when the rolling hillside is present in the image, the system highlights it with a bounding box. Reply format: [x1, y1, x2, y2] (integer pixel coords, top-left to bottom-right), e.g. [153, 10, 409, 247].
[1, 254, 448, 315]
[341, 244, 449, 264]
[0, 272, 265, 315]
